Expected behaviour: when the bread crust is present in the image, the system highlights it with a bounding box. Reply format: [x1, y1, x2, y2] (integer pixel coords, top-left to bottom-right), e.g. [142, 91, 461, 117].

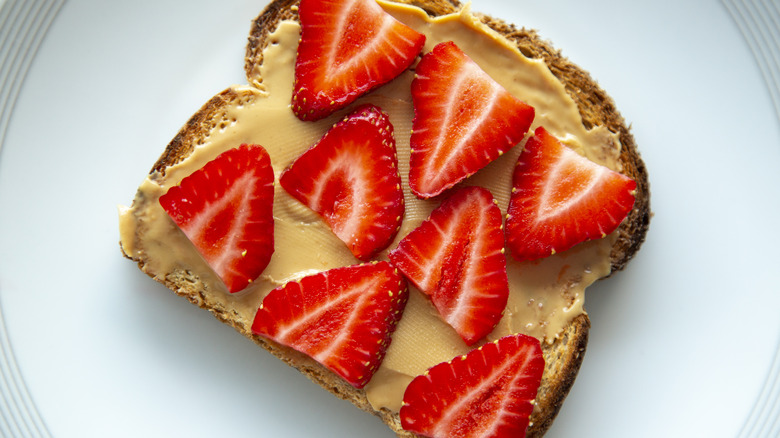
[125, 0, 650, 436]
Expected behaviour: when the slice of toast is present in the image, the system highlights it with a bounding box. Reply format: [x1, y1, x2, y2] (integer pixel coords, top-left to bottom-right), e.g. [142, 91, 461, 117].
[120, 0, 650, 436]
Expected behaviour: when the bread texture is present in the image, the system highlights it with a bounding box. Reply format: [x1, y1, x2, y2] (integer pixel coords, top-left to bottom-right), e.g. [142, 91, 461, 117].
[122, 0, 650, 436]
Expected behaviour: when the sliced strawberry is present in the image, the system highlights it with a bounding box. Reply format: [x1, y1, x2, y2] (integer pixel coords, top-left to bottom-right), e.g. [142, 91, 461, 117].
[280, 104, 405, 261]
[159, 144, 275, 293]
[506, 126, 637, 261]
[251, 261, 408, 388]
[292, 0, 426, 121]
[409, 41, 535, 198]
[400, 333, 545, 438]
[388, 186, 508, 345]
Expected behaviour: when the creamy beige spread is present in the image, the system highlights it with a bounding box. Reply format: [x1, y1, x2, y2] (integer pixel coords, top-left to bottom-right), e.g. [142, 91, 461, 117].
[119, 1, 622, 413]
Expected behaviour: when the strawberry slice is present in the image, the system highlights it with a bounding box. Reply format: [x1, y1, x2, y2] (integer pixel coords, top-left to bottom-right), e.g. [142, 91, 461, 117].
[251, 261, 408, 388]
[292, 0, 426, 121]
[280, 104, 405, 261]
[506, 126, 637, 261]
[159, 144, 275, 293]
[409, 41, 535, 198]
[388, 186, 508, 345]
[400, 333, 545, 438]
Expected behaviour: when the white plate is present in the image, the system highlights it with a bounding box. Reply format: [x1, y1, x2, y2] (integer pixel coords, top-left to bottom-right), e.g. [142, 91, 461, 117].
[1, 0, 779, 436]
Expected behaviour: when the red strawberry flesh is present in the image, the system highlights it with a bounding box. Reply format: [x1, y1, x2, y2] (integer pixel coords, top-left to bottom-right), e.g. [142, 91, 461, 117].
[389, 186, 508, 345]
[400, 333, 545, 438]
[409, 41, 535, 198]
[251, 261, 408, 388]
[158, 144, 275, 293]
[506, 126, 636, 261]
[292, 0, 426, 121]
[280, 104, 405, 261]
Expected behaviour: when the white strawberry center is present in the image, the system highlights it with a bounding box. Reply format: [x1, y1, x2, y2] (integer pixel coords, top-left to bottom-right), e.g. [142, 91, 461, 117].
[274, 275, 375, 362]
[308, 145, 368, 243]
[328, 0, 394, 78]
[181, 173, 255, 275]
[426, 65, 501, 189]
[538, 147, 607, 221]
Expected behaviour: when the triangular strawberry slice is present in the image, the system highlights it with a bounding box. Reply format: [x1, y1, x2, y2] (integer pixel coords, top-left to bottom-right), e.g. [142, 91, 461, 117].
[400, 333, 545, 438]
[251, 261, 408, 388]
[292, 0, 426, 121]
[388, 186, 508, 345]
[280, 104, 405, 261]
[409, 41, 535, 198]
[506, 126, 637, 261]
[159, 144, 275, 293]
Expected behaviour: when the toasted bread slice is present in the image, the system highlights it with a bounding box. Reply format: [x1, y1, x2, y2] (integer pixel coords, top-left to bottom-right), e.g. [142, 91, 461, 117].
[121, 0, 650, 436]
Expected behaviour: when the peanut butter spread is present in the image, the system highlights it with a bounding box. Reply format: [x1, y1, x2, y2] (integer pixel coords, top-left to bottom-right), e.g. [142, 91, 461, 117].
[119, 1, 622, 413]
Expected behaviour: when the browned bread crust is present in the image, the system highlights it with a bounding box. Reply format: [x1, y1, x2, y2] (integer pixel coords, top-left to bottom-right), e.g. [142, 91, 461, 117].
[125, 0, 650, 436]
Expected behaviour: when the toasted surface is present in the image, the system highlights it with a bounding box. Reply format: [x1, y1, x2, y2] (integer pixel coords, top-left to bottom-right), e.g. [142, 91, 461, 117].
[124, 0, 650, 437]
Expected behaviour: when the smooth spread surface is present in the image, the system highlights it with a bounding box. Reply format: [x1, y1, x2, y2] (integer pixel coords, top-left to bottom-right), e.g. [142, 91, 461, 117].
[119, 1, 621, 413]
